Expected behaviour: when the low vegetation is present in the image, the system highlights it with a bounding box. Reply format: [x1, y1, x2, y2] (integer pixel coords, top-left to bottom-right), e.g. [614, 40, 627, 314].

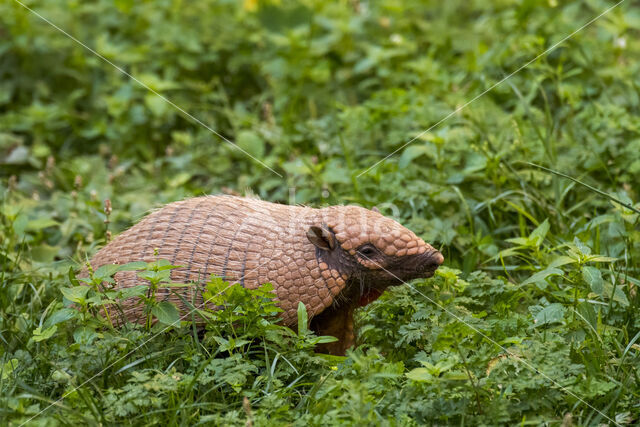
[1, 0, 639, 424]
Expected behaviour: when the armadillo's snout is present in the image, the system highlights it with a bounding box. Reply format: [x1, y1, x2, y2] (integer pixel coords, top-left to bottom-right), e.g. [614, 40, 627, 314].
[419, 248, 444, 276]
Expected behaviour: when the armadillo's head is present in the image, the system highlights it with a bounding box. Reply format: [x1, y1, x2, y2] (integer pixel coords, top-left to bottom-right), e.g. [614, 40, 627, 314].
[308, 205, 443, 307]
[305, 205, 443, 354]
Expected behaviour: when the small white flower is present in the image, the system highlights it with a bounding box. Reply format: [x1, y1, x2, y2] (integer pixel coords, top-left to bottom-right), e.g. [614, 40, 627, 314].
[390, 34, 403, 45]
[615, 37, 627, 49]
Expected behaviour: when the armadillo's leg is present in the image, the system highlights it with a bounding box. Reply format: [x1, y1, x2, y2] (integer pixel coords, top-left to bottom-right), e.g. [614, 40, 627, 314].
[311, 305, 356, 356]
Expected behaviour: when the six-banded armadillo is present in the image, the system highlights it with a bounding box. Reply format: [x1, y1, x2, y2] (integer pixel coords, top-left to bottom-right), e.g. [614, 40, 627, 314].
[88, 195, 443, 355]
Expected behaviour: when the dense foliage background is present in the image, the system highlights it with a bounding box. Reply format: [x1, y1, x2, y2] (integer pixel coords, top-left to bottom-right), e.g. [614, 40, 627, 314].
[1, 0, 640, 424]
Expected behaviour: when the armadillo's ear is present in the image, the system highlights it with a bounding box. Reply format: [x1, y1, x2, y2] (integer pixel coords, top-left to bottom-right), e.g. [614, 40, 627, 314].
[371, 206, 380, 213]
[307, 225, 337, 251]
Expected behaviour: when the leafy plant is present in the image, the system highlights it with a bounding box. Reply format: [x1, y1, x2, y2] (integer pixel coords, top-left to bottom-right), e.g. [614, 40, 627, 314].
[2, 0, 640, 424]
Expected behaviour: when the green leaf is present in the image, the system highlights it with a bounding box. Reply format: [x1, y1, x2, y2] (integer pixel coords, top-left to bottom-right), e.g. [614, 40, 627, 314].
[138, 269, 172, 283]
[505, 237, 529, 246]
[528, 218, 549, 246]
[582, 266, 604, 296]
[25, 217, 58, 231]
[94, 264, 121, 280]
[533, 303, 565, 327]
[406, 367, 433, 382]
[604, 282, 630, 307]
[398, 145, 433, 169]
[44, 308, 78, 328]
[61, 286, 90, 304]
[212, 336, 230, 351]
[32, 325, 58, 342]
[118, 261, 148, 271]
[548, 256, 576, 268]
[236, 130, 265, 158]
[68, 267, 80, 286]
[152, 301, 181, 326]
[442, 371, 469, 381]
[117, 285, 149, 299]
[297, 302, 308, 335]
[1, 359, 19, 380]
[321, 159, 351, 184]
[573, 237, 592, 256]
[73, 327, 100, 344]
[585, 255, 618, 263]
[313, 335, 339, 344]
[521, 267, 563, 287]
[31, 244, 60, 263]
[144, 93, 169, 116]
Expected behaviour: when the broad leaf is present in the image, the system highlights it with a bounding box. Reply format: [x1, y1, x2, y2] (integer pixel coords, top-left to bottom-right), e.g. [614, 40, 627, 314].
[61, 286, 90, 304]
[32, 325, 57, 342]
[582, 266, 604, 296]
[44, 308, 78, 328]
[521, 267, 563, 287]
[533, 303, 565, 327]
[152, 301, 181, 326]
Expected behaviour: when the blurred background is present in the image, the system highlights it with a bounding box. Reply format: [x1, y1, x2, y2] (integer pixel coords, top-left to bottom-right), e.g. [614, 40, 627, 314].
[1, 0, 638, 271]
[1, 1, 640, 423]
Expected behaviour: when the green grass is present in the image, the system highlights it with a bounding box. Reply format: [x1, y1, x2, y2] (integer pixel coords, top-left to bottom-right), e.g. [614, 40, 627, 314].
[1, 0, 640, 425]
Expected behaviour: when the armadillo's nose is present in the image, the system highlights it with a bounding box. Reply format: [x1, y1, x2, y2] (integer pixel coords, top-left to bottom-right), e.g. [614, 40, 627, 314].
[424, 250, 444, 270]
[432, 250, 444, 266]
[423, 243, 443, 264]
[417, 247, 444, 276]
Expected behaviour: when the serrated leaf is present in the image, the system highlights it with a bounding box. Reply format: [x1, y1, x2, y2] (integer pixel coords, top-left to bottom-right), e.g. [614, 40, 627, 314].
[61, 286, 90, 304]
[94, 264, 121, 280]
[573, 237, 592, 256]
[118, 261, 148, 271]
[582, 266, 604, 296]
[117, 285, 149, 299]
[151, 301, 180, 326]
[533, 303, 565, 327]
[138, 269, 172, 283]
[73, 326, 100, 344]
[604, 282, 630, 307]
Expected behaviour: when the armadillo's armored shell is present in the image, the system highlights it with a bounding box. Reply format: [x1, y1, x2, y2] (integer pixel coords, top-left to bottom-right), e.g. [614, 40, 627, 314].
[88, 196, 347, 325]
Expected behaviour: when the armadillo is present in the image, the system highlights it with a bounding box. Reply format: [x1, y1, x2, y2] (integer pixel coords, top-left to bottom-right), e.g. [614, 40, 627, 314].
[88, 195, 443, 355]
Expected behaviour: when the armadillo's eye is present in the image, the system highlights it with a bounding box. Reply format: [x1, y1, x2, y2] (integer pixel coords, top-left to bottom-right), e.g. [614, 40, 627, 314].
[357, 245, 377, 257]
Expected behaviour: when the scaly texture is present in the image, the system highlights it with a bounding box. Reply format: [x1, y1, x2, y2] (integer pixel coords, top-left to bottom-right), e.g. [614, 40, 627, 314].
[88, 195, 441, 331]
